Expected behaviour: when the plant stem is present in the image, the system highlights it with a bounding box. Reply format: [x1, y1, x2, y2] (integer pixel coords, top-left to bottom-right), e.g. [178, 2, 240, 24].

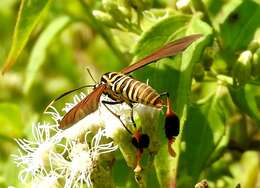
[78, 0, 129, 67]
[190, 0, 223, 50]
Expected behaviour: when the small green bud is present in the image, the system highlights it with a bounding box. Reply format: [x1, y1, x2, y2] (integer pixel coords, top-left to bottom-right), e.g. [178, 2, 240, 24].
[102, 0, 129, 25]
[193, 63, 205, 82]
[202, 47, 216, 70]
[102, 0, 117, 12]
[128, 0, 152, 11]
[248, 40, 260, 53]
[120, 0, 132, 8]
[176, 0, 190, 11]
[233, 50, 252, 87]
[252, 48, 260, 77]
[118, 6, 132, 19]
[92, 10, 118, 28]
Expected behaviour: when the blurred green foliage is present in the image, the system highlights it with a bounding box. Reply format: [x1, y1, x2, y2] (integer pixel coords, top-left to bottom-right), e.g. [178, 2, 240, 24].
[0, 0, 260, 187]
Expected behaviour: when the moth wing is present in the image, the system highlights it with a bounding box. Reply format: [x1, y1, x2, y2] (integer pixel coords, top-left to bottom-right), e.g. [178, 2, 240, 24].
[59, 84, 106, 129]
[121, 34, 202, 74]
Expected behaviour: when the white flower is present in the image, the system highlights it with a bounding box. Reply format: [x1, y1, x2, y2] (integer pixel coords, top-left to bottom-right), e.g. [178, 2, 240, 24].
[14, 85, 162, 187]
[99, 96, 133, 138]
[12, 123, 63, 183]
[14, 89, 120, 188]
[100, 96, 161, 139]
[44, 92, 87, 124]
[45, 92, 104, 140]
[56, 128, 118, 188]
[98, 97, 160, 168]
[31, 171, 61, 188]
[13, 123, 117, 187]
[61, 92, 87, 114]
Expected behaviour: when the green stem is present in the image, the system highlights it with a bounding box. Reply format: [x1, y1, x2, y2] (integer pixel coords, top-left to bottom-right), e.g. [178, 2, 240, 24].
[78, 0, 129, 67]
[190, 0, 223, 50]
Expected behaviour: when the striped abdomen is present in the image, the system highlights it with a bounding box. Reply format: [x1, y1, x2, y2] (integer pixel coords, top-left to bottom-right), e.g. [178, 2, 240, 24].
[101, 72, 163, 108]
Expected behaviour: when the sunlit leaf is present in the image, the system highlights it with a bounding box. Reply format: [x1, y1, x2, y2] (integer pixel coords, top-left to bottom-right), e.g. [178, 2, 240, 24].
[201, 0, 243, 31]
[229, 84, 260, 127]
[23, 16, 71, 93]
[219, 0, 260, 52]
[202, 0, 260, 52]
[177, 85, 228, 187]
[2, 0, 52, 74]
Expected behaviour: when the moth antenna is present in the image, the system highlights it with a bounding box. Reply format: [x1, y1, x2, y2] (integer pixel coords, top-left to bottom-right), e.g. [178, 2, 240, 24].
[86, 68, 97, 84]
[44, 84, 96, 113]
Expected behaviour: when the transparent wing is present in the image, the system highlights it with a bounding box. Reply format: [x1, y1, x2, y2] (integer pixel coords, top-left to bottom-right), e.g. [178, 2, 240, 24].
[121, 34, 202, 74]
[59, 84, 106, 129]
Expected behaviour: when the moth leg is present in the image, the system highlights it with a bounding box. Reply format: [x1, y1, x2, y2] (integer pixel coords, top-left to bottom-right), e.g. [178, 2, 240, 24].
[101, 100, 133, 135]
[128, 103, 137, 128]
[159, 91, 169, 98]
[159, 92, 180, 157]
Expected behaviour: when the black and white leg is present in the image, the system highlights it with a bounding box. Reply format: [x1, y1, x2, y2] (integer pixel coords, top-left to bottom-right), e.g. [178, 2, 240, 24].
[101, 100, 133, 134]
[128, 103, 137, 128]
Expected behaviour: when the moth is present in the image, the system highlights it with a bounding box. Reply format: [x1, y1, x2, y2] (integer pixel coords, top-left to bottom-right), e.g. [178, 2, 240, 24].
[50, 34, 202, 158]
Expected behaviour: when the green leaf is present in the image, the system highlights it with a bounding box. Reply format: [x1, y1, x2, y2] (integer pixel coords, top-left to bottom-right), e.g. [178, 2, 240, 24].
[219, 0, 260, 52]
[177, 85, 228, 187]
[229, 84, 260, 127]
[132, 15, 191, 60]
[201, 0, 260, 65]
[2, 0, 52, 74]
[132, 14, 212, 187]
[0, 103, 24, 138]
[200, 0, 243, 31]
[23, 16, 71, 93]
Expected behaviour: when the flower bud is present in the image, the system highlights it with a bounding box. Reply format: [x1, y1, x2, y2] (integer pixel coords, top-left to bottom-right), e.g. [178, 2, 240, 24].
[248, 40, 260, 53]
[252, 48, 260, 77]
[118, 3, 132, 19]
[102, 0, 117, 11]
[92, 10, 118, 28]
[202, 46, 216, 70]
[102, 0, 127, 24]
[176, 0, 190, 11]
[193, 63, 205, 82]
[233, 50, 252, 87]
[128, 0, 152, 11]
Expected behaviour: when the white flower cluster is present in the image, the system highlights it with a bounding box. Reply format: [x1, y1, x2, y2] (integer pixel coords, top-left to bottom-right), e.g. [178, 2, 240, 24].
[13, 91, 161, 187]
[13, 93, 119, 188]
